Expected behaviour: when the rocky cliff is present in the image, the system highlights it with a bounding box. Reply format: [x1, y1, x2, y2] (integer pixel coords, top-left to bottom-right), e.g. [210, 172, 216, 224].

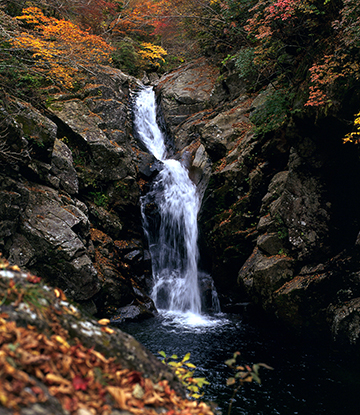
[0, 65, 155, 322]
[155, 58, 360, 347]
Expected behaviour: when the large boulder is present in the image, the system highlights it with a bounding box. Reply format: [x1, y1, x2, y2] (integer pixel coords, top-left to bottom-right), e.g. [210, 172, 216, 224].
[156, 57, 219, 130]
[5, 181, 100, 301]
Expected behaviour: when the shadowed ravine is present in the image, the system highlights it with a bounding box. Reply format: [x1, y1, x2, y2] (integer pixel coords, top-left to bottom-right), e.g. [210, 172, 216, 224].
[130, 86, 360, 415]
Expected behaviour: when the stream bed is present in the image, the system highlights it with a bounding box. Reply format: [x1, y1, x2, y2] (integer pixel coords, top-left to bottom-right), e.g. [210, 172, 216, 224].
[122, 311, 360, 415]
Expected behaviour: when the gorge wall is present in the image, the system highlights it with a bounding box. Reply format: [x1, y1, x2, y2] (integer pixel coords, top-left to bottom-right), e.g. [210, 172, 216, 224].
[155, 58, 360, 348]
[0, 66, 155, 323]
[2, 58, 360, 347]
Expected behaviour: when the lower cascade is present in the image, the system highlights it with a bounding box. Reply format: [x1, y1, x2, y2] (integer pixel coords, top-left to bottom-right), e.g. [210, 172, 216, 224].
[133, 86, 217, 316]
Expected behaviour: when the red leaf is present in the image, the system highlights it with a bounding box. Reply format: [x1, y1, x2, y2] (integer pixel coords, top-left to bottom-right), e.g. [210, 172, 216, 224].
[72, 375, 89, 391]
[127, 371, 143, 386]
[26, 274, 41, 283]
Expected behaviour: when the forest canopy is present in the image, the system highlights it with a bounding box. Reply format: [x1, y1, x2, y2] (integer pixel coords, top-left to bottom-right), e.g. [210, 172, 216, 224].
[0, 0, 360, 128]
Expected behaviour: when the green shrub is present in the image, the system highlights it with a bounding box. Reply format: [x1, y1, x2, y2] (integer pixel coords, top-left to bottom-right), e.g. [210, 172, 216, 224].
[111, 40, 140, 76]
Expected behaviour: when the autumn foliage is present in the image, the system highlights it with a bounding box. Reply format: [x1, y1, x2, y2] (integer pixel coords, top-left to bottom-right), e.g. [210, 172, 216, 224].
[2, 0, 360, 123]
[0, 257, 214, 415]
[11, 7, 114, 88]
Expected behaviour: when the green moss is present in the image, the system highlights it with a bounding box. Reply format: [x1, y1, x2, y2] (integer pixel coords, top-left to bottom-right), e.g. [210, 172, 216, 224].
[89, 191, 109, 209]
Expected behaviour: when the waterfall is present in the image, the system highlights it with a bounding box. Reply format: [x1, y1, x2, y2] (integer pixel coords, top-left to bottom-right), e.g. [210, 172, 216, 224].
[134, 87, 202, 314]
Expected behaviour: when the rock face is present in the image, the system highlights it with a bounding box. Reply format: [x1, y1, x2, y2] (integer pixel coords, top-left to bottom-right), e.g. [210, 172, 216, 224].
[0, 66, 155, 319]
[156, 57, 219, 131]
[156, 60, 360, 346]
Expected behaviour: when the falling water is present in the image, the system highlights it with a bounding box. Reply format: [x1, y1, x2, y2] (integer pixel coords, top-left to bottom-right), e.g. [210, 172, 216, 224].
[134, 87, 202, 314]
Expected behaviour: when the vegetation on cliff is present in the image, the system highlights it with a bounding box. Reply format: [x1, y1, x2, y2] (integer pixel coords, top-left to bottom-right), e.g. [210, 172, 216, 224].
[0, 0, 359, 137]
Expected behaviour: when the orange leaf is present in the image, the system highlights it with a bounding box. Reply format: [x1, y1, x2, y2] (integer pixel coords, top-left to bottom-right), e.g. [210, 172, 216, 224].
[107, 386, 128, 409]
[45, 373, 71, 385]
[98, 318, 110, 325]
[101, 326, 115, 334]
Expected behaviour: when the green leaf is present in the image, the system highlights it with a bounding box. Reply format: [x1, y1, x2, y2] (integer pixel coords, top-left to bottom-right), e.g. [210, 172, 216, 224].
[170, 354, 178, 359]
[225, 358, 236, 367]
[193, 377, 210, 387]
[252, 373, 261, 384]
[158, 351, 166, 358]
[185, 362, 196, 368]
[252, 364, 259, 375]
[7, 343, 19, 352]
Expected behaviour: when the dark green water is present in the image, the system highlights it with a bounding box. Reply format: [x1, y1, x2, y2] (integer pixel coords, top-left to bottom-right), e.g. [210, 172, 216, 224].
[121, 310, 360, 415]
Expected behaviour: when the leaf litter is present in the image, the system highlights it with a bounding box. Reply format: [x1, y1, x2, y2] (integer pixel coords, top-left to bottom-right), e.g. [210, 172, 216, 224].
[0, 255, 214, 415]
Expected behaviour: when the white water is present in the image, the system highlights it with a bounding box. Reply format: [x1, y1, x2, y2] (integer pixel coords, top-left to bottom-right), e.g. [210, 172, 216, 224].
[134, 87, 202, 315]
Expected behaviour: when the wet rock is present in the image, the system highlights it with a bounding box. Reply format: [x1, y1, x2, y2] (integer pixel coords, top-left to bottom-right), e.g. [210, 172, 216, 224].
[260, 171, 289, 214]
[257, 233, 283, 256]
[136, 151, 163, 178]
[328, 298, 360, 345]
[51, 99, 135, 182]
[88, 202, 123, 240]
[110, 303, 155, 324]
[0, 187, 26, 239]
[50, 138, 79, 194]
[200, 104, 250, 162]
[14, 100, 57, 163]
[238, 247, 295, 308]
[7, 233, 36, 267]
[8, 182, 100, 301]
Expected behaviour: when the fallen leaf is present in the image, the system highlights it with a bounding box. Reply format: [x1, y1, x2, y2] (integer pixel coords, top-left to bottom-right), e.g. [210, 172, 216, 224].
[132, 383, 144, 399]
[54, 335, 70, 349]
[45, 373, 71, 385]
[107, 386, 128, 409]
[97, 319, 110, 326]
[101, 326, 115, 334]
[54, 288, 67, 300]
[72, 374, 89, 391]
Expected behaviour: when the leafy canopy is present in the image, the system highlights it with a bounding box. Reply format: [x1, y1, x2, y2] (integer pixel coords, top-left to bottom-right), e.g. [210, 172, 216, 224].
[11, 7, 114, 89]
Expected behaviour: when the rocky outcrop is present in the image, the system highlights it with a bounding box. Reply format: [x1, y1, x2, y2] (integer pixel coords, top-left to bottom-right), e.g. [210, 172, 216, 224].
[0, 66, 155, 319]
[156, 57, 219, 131]
[3, 54, 360, 347]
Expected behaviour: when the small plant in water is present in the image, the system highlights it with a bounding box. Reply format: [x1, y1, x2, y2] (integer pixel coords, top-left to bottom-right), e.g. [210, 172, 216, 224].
[225, 351, 273, 415]
[158, 351, 209, 399]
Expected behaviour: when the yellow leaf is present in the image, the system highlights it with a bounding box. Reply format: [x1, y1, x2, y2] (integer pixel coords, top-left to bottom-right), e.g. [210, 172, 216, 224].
[0, 392, 8, 405]
[54, 335, 70, 349]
